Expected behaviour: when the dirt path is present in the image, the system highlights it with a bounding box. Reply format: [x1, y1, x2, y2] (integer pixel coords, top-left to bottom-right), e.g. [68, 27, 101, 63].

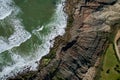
[114, 30, 120, 61]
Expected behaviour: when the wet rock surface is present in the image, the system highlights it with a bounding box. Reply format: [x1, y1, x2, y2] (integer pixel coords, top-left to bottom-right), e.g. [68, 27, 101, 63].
[8, 0, 120, 80]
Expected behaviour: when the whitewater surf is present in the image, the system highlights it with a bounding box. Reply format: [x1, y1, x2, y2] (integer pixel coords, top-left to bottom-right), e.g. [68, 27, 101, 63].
[0, 0, 67, 79]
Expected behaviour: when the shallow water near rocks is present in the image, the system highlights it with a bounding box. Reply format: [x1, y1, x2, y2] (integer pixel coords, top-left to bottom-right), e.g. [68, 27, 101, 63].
[0, 0, 67, 79]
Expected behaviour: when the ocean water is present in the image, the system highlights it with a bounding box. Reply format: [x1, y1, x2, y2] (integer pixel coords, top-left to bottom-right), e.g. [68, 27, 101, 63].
[0, 0, 67, 79]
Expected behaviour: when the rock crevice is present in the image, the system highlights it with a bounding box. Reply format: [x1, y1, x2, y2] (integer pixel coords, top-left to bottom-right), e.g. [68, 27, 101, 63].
[8, 0, 120, 80]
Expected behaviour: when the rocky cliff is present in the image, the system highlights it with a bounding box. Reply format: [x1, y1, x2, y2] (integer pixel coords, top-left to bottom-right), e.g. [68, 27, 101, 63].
[9, 0, 120, 80]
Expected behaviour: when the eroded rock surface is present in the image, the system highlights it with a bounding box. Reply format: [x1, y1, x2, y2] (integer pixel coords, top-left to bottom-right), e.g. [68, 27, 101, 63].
[9, 0, 120, 80]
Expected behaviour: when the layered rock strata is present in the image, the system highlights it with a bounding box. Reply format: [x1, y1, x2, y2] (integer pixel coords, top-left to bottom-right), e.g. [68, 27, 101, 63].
[9, 0, 120, 80]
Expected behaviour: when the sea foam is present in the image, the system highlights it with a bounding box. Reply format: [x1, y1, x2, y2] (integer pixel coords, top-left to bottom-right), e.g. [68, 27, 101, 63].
[0, 0, 67, 79]
[0, 0, 13, 20]
[0, 0, 31, 54]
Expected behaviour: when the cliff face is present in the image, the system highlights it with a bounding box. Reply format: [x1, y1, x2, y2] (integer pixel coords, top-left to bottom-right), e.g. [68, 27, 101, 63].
[9, 0, 120, 80]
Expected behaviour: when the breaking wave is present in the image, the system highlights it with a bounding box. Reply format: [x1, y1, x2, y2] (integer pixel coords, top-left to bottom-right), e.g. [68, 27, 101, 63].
[0, 0, 67, 79]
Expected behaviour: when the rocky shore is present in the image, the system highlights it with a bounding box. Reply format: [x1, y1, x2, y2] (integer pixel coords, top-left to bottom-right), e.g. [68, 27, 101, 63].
[8, 0, 120, 80]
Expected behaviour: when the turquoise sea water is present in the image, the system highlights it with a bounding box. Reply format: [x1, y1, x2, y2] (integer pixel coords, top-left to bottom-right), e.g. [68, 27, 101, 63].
[0, 0, 67, 79]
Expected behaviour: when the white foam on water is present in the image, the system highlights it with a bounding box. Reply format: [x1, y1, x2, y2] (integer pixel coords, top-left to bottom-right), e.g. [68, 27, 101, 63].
[0, 0, 31, 53]
[0, 0, 32, 79]
[34, 0, 67, 59]
[0, 52, 38, 80]
[8, 19, 31, 49]
[0, 0, 13, 20]
[0, 19, 31, 53]
[36, 25, 44, 31]
[0, 0, 67, 79]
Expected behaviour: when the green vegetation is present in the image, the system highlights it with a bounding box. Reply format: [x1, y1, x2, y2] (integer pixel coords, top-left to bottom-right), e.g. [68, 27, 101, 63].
[111, 25, 120, 42]
[67, 15, 74, 28]
[99, 44, 120, 80]
[39, 49, 56, 69]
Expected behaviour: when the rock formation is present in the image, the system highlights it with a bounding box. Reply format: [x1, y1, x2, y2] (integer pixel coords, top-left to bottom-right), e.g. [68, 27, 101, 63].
[8, 0, 120, 80]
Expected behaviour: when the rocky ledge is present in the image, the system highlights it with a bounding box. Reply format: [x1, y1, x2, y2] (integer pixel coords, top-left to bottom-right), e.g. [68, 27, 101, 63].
[9, 0, 120, 80]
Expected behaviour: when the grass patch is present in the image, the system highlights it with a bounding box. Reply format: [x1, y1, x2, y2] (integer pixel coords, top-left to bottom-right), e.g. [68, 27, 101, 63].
[99, 44, 120, 80]
[38, 49, 56, 70]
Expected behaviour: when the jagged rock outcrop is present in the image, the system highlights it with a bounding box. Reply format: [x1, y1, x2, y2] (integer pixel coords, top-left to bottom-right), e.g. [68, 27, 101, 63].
[8, 0, 120, 80]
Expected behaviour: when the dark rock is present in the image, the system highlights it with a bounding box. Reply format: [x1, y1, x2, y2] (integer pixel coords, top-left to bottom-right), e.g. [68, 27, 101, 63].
[8, 0, 119, 80]
[62, 40, 77, 51]
[97, 0, 117, 5]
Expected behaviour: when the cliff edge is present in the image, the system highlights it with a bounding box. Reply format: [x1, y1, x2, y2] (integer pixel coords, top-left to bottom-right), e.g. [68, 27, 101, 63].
[9, 0, 120, 80]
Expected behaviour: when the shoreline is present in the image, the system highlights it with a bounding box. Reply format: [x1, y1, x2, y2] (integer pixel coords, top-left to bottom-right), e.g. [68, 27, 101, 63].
[8, 0, 120, 80]
[7, 0, 70, 79]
